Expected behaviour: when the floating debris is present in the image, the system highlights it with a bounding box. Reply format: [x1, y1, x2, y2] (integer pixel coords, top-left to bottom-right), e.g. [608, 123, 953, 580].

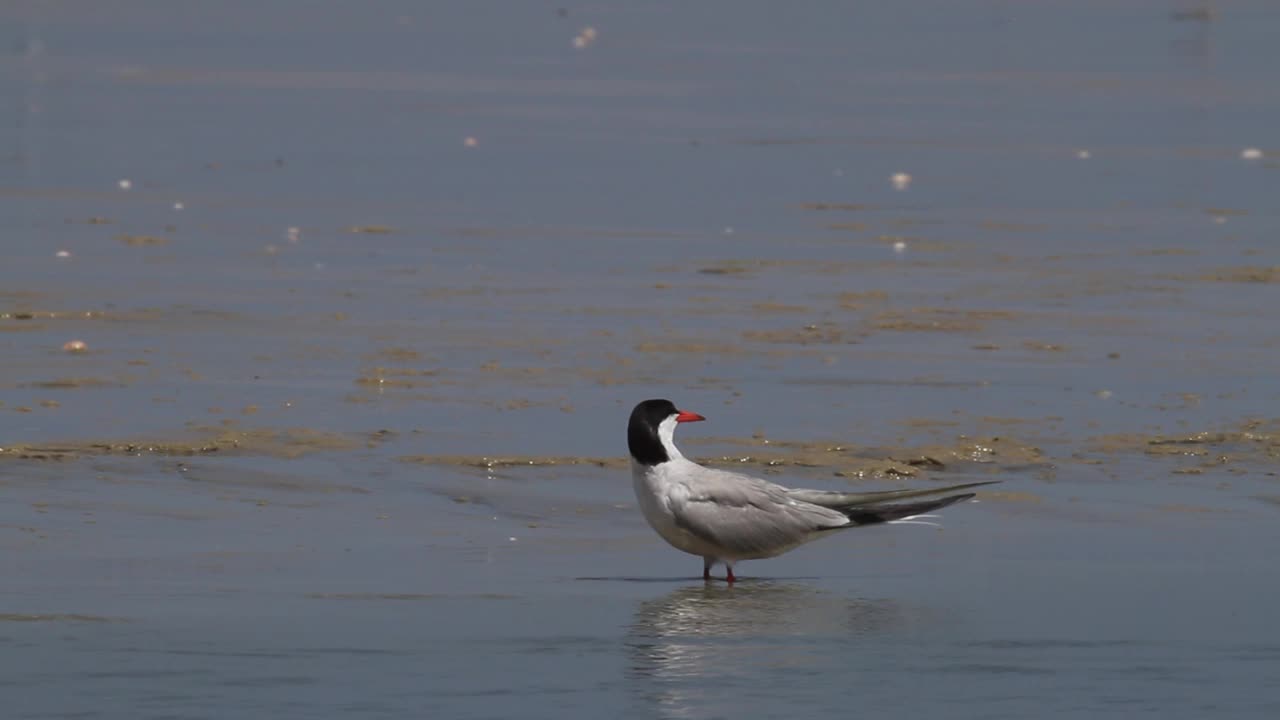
[1241, 147, 1264, 160]
[117, 179, 132, 191]
[1023, 341, 1066, 352]
[61, 340, 88, 353]
[573, 26, 598, 49]
[1076, 149, 1091, 159]
[1171, 7, 1217, 22]
[55, 250, 71, 259]
[463, 136, 478, 148]
[890, 172, 912, 191]
[115, 234, 169, 246]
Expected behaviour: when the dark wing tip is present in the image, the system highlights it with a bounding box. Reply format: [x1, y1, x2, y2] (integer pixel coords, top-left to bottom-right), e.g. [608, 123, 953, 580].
[841, 491, 978, 526]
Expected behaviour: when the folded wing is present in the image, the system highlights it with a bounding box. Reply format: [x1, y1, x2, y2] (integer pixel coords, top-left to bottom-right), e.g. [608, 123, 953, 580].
[668, 470, 997, 556]
[667, 468, 849, 558]
[785, 480, 998, 509]
[788, 480, 998, 526]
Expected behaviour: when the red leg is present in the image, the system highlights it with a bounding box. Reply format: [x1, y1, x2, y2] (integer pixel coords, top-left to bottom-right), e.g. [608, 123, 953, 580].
[725, 566, 736, 584]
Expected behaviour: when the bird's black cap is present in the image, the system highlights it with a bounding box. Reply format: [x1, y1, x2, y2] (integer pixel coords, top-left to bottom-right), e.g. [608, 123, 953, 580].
[627, 399, 680, 466]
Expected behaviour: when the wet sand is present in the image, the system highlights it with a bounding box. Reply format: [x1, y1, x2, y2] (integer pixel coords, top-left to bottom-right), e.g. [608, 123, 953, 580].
[3, 1, 1280, 718]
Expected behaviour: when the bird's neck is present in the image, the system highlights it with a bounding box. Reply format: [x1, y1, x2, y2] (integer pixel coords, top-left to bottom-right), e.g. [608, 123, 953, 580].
[655, 416, 685, 461]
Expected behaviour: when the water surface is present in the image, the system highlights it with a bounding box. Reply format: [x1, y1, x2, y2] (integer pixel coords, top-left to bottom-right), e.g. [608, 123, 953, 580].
[3, 1, 1279, 718]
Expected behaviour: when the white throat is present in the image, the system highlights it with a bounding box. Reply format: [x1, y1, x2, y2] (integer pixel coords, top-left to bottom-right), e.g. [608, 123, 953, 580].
[656, 415, 686, 461]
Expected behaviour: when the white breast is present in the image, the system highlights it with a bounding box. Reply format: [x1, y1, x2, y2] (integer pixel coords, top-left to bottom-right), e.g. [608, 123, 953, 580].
[631, 460, 720, 557]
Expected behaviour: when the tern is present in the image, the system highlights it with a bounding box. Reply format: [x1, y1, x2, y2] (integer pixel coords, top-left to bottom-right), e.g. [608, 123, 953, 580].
[628, 398, 995, 582]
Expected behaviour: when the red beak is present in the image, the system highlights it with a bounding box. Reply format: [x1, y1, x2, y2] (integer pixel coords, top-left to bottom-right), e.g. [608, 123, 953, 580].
[675, 410, 706, 423]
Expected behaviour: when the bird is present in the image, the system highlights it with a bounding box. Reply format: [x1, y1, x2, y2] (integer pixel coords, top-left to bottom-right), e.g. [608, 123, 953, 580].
[627, 398, 996, 582]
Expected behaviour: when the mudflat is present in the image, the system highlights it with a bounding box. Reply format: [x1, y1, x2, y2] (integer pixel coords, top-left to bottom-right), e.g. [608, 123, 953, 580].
[3, 2, 1279, 718]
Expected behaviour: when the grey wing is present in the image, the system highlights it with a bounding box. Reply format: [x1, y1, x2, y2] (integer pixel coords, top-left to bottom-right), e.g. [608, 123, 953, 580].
[668, 468, 850, 557]
[785, 480, 999, 509]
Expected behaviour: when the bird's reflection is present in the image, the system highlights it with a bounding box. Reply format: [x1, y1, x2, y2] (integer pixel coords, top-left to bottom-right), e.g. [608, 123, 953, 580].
[625, 582, 908, 718]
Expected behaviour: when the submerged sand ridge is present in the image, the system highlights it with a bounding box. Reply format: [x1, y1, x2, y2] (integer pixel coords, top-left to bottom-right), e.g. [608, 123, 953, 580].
[5, 416, 1275, 483]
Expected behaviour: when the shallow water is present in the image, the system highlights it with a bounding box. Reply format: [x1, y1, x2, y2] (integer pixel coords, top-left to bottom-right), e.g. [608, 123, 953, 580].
[3, 1, 1280, 718]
